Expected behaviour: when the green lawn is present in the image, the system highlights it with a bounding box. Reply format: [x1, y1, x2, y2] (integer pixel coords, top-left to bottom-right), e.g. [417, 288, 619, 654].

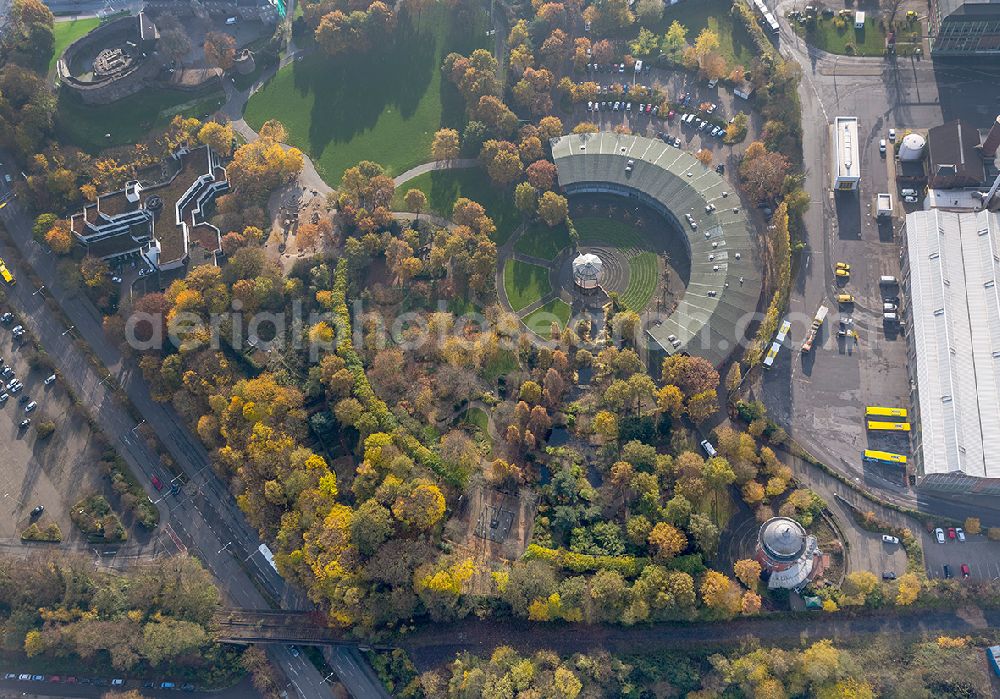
[503, 259, 551, 312]
[575, 217, 647, 250]
[56, 88, 225, 152]
[245, 5, 485, 185]
[574, 218, 659, 312]
[796, 16, 888, 56]
[643, 0, 756, 69]
[622, 252, 659, 312]
[522, 298, 572, 340]
[514, 221, 572, 261]
[50, 17, 100, 75]
[392, 167, 520, 245]
[463, 407, 489, 432]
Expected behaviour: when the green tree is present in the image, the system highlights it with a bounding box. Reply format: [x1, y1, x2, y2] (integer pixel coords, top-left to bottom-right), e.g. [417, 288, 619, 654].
[663, 20, 688, 57]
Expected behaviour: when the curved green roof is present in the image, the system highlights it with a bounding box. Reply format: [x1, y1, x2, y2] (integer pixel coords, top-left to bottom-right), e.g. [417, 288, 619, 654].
[551, 133, 763, 367]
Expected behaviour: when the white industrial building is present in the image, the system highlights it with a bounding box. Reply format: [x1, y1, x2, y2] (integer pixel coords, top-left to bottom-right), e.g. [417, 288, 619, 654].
[831, 117, 861, 191]
[903, 209, 1000, 493]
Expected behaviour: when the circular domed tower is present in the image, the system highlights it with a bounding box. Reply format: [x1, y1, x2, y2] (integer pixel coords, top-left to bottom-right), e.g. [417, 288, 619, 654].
[572, 252, 603, 291]
[755, 517, 823, 589]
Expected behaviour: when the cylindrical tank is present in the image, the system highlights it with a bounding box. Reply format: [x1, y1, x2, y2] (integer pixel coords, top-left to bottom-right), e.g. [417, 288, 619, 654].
[898, 133, 926, 161]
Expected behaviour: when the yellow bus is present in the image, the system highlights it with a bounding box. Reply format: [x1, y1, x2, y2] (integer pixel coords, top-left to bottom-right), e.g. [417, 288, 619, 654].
[863, 449, 907, 465]
[0, 260, 14, 285]
[865, 406, 907, 418]
[867, 421, 910, 432]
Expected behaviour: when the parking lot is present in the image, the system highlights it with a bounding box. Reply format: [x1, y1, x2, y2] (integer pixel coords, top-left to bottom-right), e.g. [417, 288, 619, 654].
[922, 528, 1000, 582]
[572, 63, 761, 166]
[0, 309, 128, 544]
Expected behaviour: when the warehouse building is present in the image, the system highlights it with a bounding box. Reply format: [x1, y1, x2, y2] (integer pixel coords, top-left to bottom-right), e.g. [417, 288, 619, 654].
[902, 209, 1000, 493]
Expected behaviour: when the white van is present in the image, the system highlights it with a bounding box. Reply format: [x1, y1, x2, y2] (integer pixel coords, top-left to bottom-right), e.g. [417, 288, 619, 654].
[225, 16, 237, 24]
[879, 275, 897, 285]
[883, 302, 897, 312]
[884, 312, 898, 322]
[900, 188, 917, 197]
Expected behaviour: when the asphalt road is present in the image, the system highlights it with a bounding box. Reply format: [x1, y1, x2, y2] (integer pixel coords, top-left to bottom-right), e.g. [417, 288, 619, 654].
[761, 3, 1000, 518]
[0, 675, 262, 698]
[0, 167, 386, 698]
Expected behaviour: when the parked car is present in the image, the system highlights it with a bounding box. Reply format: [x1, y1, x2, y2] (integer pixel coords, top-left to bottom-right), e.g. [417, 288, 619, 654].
[23, 401, 36, 413]
[30, 505, 43, 517]
[961, 563, 970, 578]
[881, 534, 899, 544]
[935, 527, 945, 543]
[956, 527, 966, 542]
[943, 564, 952, 579]
[901, 188, 918, 196]
[948, 527, 957, 540]
[31, 675, 44, 681]
[49, 676, 61, 683]
[43, 374, 56, 385]
[18, 419, 29, 428]
[18, 674, 30, 680]
[715, 163, 725, 174]
[111, 679, 125, 686]
[889, 128, 897, 142]
[1, 367, 13, 379]
[4, 673, 17, 679]
[881, 571, 896, 580]
[0, 312, 12, 323]
[288, 645, 300, 657]
[9, 382, 22, 394]
[65, 677, 78, 684]
[152, 475, 164, 491]
[904, 195, 918, 204]
[700, 439, 717, 457]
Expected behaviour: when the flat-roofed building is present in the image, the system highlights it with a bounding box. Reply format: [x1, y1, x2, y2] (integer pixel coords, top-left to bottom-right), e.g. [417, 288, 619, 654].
[71, 145, 228, 272]
[932, 0, 1000, 57]
[832, 116, 860, 192]
[902, 209, 1000, 493]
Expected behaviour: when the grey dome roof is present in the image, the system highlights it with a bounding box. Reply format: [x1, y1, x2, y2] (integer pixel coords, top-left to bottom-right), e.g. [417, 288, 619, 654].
[759, 517, 807, 561]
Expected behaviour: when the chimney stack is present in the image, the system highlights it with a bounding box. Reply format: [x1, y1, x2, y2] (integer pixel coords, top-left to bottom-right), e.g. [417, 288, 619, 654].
[983, 115, 1000, 158]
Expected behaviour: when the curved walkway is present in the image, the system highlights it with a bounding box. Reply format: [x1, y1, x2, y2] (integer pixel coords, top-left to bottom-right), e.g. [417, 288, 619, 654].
[394, 158, 479, 187]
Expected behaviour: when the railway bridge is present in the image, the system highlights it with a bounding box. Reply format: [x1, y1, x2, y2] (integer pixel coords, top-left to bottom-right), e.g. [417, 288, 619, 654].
[212, 609, 386, 647]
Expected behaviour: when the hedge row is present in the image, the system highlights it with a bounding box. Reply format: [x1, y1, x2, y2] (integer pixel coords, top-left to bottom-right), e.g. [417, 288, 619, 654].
[330, 261, 460, 488]
[524, 544, 645, 577]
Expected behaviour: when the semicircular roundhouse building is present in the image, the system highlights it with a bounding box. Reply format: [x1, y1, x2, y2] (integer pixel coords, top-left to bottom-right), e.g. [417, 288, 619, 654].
[550, 133, 763, 369]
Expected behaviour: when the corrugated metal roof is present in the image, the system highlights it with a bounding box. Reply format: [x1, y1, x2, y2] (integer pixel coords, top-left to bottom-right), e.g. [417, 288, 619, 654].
[906, 210, 1000, 478]
[551, 133, 762, 366]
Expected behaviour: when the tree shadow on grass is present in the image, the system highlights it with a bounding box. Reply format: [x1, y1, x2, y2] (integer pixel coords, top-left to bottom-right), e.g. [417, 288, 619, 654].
[506, 260, 551, 311]
[293, 10, 438, 156]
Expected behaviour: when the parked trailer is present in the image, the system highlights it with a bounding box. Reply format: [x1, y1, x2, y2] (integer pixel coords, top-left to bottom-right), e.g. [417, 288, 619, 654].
[763, 319, 791, 368]
[801, 306, 828, 353]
